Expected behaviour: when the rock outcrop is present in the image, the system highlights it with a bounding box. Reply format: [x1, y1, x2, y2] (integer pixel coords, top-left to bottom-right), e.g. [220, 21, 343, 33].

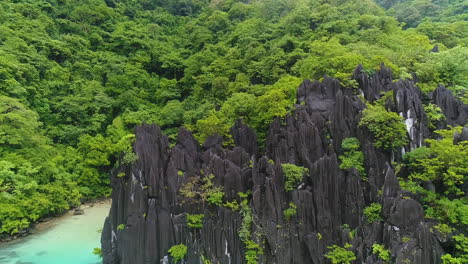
[430, 85, 468, 127]
[102, 65, 467, 264]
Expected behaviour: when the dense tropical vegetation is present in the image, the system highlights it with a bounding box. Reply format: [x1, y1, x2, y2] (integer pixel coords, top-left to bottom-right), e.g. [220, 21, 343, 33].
[0, 2, 466, 261]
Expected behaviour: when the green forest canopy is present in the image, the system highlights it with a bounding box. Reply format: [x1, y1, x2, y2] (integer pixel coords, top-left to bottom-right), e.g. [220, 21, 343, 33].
[0, 0, 466, 244]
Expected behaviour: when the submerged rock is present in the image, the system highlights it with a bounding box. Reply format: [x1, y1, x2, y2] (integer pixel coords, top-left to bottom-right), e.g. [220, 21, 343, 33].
[73, 208, 84, 215]
[102, 65, 466, 264]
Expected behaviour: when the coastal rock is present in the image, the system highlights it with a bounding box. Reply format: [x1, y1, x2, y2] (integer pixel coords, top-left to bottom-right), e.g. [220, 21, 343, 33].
[74, 207, 84, 215]
[102, 65, 453, 264]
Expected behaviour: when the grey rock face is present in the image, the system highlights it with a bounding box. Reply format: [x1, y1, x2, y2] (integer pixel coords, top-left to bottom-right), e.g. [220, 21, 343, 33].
[102, 65, 464, 264]
[431, 85, 468, 127]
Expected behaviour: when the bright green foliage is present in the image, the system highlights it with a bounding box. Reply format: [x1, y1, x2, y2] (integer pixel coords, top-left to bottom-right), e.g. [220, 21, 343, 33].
[359, 104, 408, 150]
[194, 110, 233, 146]
[201, 174, 225, 207]
[441, 234, 468, 262]
[186, 214, 204, 229]
[238, 192, 262, 264]
[428, 198, 468, 226]
[238, 203, 253, 244]
[433, 223, 453, 236]
[401, 236, 410, 243]
[194, 76, 301, 145]
[441, 254, 464, 264]
[0, 0, 465, 236]
[0, 112, 81, 234]
[113, 134, 137, 165]
[364, 203, 382, 223]
[324, 243, 356, 264]
[0, 96, 42, 148]
[372, 243, 391, 261]
[281, 164, 309, 191]
[376, 91, 395, 107]
[283, 202, 297, 221]
[201, 255, 212, 264]
[245, 239, 262, 264]
[117, 224, 125, 231]
[180, 174, 224, 209]
[223, 200, 240, 211]
[400, 126, 468, 258]
[453, 234, 468, 253]
[340, 137, 361, 153]
[317, 233, 323, 240]
[406, 127, 468, 195]
[424, 104, 445, 130]
[75, 134, 114, 198]
[376, 0, 468, 29]
[401, 180, 468, 227]
[207, 191, 224, 206]
[92, 248, 102, 258]
[402, 147, 431, 170]
[339, 137, 366, 180]
[415, 47, 468, 104]
[168, 244, 187, 263]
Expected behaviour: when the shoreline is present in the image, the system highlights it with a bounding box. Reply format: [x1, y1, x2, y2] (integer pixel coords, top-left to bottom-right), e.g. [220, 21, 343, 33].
[0, 198, 111, 244]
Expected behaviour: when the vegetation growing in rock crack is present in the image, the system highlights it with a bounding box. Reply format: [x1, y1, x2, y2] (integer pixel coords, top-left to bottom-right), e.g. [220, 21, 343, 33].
[363, 203, 382, 224]
[424, 104, 445, 130]
[283, 202, 297, 221]
[168, 244, 188, 263]
[359, 103, 408, 150]
[372, 243, 391, 262]
[238, 191, 263, 264]
[180, 173, 224, 209]
[281, 164, 309, 192]
[186, 214, 204, 229]
[339, 137, 366, 181]
[324, 243, 356, 264]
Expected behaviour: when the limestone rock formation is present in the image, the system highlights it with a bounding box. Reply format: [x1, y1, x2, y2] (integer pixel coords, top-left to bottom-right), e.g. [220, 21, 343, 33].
[102, 65, 467, 264]
[430, 85, 468, 127]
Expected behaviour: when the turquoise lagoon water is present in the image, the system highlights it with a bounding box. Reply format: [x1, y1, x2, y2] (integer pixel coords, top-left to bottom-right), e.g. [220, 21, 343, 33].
[0, 201, 110, 264]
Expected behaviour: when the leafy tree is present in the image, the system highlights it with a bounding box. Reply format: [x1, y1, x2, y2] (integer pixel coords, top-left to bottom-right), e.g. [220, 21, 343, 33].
[0, 96, 42, 148]
[407, 127, 468, 195]
[415, 46, 468, 103]
[441, 234, 468, 263]
[194, 110, 232, 145]
[359, 103, 408, 150]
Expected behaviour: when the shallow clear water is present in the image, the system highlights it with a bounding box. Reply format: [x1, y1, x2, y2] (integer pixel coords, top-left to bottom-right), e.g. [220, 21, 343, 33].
[0, 202, 110, 264]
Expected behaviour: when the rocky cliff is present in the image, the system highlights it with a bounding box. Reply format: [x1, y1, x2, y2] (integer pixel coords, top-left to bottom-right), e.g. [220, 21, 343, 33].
[101, 65, 467, 264]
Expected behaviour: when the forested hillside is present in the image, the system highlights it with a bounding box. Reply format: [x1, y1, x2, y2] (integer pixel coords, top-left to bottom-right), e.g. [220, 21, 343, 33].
[375, 0, 467, 26]
[0, 0, 466, 261]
